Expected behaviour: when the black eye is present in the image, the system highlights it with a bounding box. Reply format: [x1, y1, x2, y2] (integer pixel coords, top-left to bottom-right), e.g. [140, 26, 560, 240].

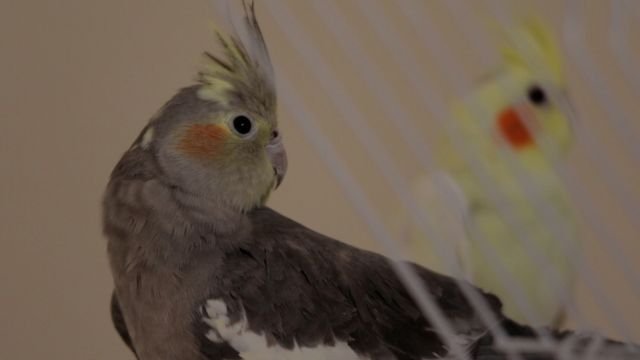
[232, 115, 253, 136]
[527, 85, 548, 106]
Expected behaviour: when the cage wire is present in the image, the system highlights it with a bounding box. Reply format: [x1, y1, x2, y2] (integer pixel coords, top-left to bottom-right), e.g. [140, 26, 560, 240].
[212, 1, 639, 359]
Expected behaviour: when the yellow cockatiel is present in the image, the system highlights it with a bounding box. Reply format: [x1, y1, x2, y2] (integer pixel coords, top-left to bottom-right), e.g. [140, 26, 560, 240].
[404, 20, 578, 327]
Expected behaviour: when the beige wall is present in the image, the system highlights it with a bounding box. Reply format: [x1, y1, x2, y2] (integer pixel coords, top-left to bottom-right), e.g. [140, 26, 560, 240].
[1, 1, 638, 359]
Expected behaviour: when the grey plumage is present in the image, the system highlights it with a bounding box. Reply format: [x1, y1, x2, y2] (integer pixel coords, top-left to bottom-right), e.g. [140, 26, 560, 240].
[105, 175, 638, 359]
[104, 103, 500, 357]
[104, 151, 499, 359]
[111, 293, 137, 358]
[103, 137, 639, 359]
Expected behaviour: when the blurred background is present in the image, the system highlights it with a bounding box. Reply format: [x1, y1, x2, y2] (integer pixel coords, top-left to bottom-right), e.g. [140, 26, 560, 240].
[1, 1, 638, 359]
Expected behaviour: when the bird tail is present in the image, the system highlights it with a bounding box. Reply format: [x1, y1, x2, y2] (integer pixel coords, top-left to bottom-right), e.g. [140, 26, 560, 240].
[472, 319, 640, 360]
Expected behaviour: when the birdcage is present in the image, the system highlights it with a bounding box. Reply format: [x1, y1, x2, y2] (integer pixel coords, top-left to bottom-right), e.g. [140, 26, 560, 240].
[208, 1, 640, 359]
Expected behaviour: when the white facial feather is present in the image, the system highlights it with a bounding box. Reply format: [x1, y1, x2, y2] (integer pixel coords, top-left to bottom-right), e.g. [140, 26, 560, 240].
[141, 127, 154, 149]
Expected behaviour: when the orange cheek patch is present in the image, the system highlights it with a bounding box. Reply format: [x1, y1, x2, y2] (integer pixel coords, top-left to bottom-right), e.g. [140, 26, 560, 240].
[496, 107, 534, 150]
[177, 124, 228, 159]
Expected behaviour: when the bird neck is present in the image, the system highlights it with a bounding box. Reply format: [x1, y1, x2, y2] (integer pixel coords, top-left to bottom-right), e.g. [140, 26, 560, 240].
[170, 184, 249, 235]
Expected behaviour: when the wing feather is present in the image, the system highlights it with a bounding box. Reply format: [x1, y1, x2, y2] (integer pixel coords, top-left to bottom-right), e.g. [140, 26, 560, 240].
[408, 171, 473, 280]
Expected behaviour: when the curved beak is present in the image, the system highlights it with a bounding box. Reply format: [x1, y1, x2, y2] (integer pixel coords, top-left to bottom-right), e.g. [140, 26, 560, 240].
[266, 133, 287, 189]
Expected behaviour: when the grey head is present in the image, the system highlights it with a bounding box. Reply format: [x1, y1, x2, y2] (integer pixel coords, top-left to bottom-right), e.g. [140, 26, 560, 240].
[119, 1, 285, 217]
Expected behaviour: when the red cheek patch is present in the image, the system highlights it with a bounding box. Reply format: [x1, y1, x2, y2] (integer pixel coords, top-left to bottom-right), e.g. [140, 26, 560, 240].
[496, 107, 534, 149]
[177, 124, 227, 159]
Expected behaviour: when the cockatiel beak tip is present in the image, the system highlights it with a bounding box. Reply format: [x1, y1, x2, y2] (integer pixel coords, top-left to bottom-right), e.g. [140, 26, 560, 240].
[274, 168, 285, 189]
[266, 135, 287, 189]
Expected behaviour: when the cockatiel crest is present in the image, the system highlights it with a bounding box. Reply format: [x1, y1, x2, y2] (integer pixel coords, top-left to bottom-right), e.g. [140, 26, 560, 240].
[501, 18, 565, 86]
[106, 0, 286, 221]
[197, 0, 276, 117]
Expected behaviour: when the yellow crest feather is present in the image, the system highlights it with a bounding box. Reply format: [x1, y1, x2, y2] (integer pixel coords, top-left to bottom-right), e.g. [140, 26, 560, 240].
[197, 1, 275, 114]
[501, 18, 564, 84]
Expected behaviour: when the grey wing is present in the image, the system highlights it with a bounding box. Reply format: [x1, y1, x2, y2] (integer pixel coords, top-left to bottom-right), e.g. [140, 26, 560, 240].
[194, 207, 504, 360]
[110, 291, 138, 359]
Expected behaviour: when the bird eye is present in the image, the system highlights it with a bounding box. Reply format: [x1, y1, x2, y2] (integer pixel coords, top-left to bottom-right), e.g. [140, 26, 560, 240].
[527, 85, 548, 106]
[231, 115, 254, 137]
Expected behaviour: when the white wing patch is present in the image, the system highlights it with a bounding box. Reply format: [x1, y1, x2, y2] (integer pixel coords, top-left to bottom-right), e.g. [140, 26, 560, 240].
[202, 299, 367, 360]
[412, 171, 472, 280]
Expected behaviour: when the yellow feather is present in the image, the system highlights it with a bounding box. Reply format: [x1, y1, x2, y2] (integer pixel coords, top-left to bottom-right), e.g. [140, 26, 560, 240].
[195, 3, 276, 115]
[403, 18, 576, 326]
[196, 79, 234, 105]
[501, 18, 564, 84]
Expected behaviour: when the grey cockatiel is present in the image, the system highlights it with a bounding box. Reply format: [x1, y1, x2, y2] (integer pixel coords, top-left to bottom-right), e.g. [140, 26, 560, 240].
[103, 2, 638, 360]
